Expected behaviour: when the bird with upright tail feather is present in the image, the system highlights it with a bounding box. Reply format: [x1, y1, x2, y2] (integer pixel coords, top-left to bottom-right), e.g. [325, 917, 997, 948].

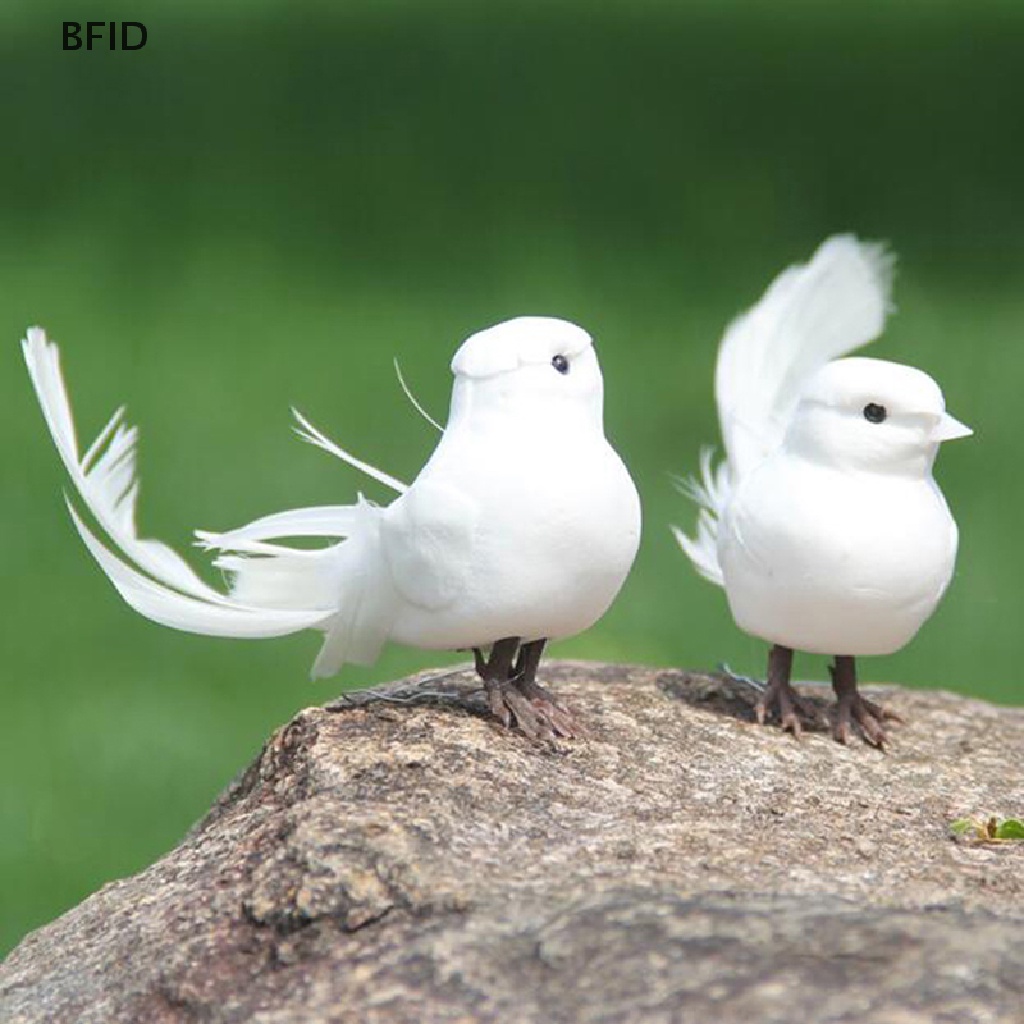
[23, 317, 642, 741]
[674, 236, 972, 747]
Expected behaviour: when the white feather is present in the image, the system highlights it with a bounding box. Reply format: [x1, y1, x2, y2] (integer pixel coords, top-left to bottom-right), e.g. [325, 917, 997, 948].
[716, 235, 893, 480]
[670, 447, 728, 586]
[291, 408, 408, 494]
[22, 329, 239, 605]
[309, 501, 396, 675]
[195, 505, 365, 550]
[198, 495, 393, 664]
[674, 236, 894, 587]
[66, 500, 330, 636]
[23, 328, 394, 662]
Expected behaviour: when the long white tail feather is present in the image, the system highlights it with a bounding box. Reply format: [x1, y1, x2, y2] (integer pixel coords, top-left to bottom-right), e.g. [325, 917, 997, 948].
[675, 236, 893, 586]
[23, 329, 239, 605]
[210, 539, 328, 560]
[194, 504, 366, 551]
[292, 407, 408, 494]
[25, 327, 399, 670]
[67, 500, 329, 637]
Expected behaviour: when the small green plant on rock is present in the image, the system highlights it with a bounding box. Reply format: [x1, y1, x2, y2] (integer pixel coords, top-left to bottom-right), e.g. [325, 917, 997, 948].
[950, 817, 1024, 843]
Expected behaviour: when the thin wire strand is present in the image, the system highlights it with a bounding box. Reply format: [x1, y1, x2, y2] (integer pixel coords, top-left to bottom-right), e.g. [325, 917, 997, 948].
[393, 358, 444, 432]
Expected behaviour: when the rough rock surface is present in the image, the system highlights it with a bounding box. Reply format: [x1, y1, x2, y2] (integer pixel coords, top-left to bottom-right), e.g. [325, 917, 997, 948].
[2, 662, 1023, 1024]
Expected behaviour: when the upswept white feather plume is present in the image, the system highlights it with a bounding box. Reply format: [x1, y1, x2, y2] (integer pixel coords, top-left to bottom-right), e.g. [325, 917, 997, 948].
[22, 328, 398, 670]
[716, 235, 894, 479]
[673, 235, 894, 586]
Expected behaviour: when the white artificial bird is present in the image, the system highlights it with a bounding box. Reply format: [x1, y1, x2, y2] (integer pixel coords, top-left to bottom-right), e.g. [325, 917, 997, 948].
[674, 236, 972, 746]
[23, 317, 642, 740]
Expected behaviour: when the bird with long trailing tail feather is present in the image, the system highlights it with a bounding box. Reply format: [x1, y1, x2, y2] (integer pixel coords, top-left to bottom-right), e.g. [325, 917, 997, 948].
[23, 317, 641, 740]
[674, 236, 971, 746]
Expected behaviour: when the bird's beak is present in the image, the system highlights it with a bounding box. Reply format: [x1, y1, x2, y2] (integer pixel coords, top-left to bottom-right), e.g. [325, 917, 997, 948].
[932, 412, 973, 442]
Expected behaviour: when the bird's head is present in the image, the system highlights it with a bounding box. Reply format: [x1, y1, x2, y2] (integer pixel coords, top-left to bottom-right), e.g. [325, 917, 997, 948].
[448, 316, 604, 429]
[784, 356, 972, 475]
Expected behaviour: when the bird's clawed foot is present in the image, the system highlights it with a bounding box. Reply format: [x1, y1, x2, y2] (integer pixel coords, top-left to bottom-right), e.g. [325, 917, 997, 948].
[516, 672, 582, 738]
[833, 690, 888, 747]
[484, 678, 578, 741]
[753, 645, 821, 737]
[755, 679, 820, 737]
[475, 638, 579, 741]
[829, 657, 903, 748]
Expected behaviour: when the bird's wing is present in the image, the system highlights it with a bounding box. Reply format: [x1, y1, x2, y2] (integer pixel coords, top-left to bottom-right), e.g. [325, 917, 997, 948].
[379, 479, 479, 611]
[715, 235, 894, 480]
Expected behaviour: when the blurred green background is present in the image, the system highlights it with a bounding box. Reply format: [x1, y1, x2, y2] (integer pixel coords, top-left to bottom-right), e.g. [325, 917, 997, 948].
[2, 0, 1021, 955]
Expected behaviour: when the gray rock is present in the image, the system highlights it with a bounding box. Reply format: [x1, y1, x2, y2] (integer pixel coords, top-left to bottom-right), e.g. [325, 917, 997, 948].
[2, 662, 1023, 1023]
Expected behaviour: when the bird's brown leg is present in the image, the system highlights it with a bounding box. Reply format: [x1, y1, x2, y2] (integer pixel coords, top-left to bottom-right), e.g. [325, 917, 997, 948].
[512, 638, 545, 687]
[472, 647, 488, 677]
[509, 639, 578, 739]
[475, 638, 520, 729]
[829, 656, 901, 748]
[755, 644, 819, 737]
[473, 637, 552, 740]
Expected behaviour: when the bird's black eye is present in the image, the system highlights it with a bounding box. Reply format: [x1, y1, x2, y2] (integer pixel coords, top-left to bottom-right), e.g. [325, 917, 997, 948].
[551, 354, 570, 375]
[863, 402, 887, 424]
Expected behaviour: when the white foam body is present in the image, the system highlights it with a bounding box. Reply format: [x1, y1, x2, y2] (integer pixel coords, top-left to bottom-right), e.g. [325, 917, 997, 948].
[387, 353, 640, 648]
[719, 431, 958, 656]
